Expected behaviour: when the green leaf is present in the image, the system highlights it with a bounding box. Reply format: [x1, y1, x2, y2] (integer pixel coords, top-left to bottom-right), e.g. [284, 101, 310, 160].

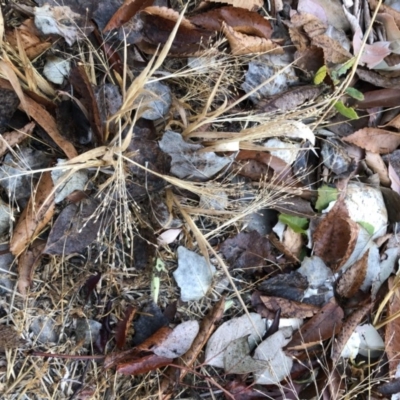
[336, 57, 356, 77]
[357, 221, 375, 235]
[315, 185, 338, 212]
[151, 258, 166, 303]
[314, 65, 327, 85]
[345, 87, 364, 101]
[334, 101, 359, 119]
[279, 213, 309, 233]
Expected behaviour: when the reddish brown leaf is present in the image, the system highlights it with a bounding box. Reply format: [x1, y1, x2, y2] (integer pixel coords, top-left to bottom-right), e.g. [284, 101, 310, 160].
[116, 353, 172, 375]
[189, 6, 273, 39]
[331, 303, 371, 363]
[287, 298, 344, 348]
[17, 240, 45, 295]
[356, 68, 400, 89]
[343, 128, 400, 155]
[259, 295, 320, 319]
[356, 89, 400, 109]
[207, 0, 263, 11]
[10, 172, 55, 256]
[385, 277, 400, 377]
[103, 0, 154, 31]
[312, 199, 359, 271]
[136, 326, 173, 352]
[115, 306, 137, 349]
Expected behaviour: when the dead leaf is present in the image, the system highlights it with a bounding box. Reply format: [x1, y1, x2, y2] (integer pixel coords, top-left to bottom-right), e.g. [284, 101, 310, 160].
[116, 353, 172, 375]
[331, 303, 371, 363]
[209, 0, 263, 10]
[160, 297, 225, 397]
[343, 128, 400, 154]
[313, 199, 359, 272]
[311, 34, 352, 64]
[69, 65, 103, 144]
[365, 152, 390, 186]
[43, 199, 110, 255]
[0, 122, 34, 157]
[115, 306, 137, 349]
[103, 0, 154, 31]
[0, 325, 23, 352]
[10, 171, 55, 256]
[357, 68, 400, 89]
[190, 6, 273, 39]
[259, 295, 320, 318]
[222, 22, 283, 55]
[257, 85, 322, 114]
[136, 326, 173, 352]
[17, 240, 45, 295]
[220, 230, 279, 274]
[336, 250, 369, 298]
[139, 7, 215, 55]
[287, 298, 343, 348]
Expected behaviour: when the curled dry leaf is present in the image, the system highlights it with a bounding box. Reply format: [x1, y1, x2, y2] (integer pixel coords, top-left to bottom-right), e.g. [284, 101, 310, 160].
[336, 250, 369, 298]
[343, 128, 400, 155]
[10, 172, 55, 256]
[116, 353, 172, 375]
[139, 7, 215, 55]
[259, 295, 320, 319]
[17, 240, 45, 295]
[103, 0, 154, 31]
[312, 199, 359, 272]
[331, 303, 371, 363]
[190, 6, 273, 39]
[0, 122, 35, 157]
[115, 306, 137, 349]
[287, 298, 344, 349]
[222, 22, 283, 55]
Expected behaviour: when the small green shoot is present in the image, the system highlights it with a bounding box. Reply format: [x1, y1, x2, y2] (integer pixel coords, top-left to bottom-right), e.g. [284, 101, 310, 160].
[334, 100, 359, 119]
[279, 213, 309, 233]
[345, 87, 364, 101]
[314, 65, 327, 85]
[151, 258, 167, 303]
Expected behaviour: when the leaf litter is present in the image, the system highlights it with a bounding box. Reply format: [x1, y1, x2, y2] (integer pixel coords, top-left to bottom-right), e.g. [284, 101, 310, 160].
[2, 0, 400, 399]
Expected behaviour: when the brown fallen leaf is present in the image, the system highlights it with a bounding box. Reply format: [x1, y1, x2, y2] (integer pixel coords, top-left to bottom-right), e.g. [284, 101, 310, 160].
[356, 89, 400, 109]
[222, 22, 283, 55]
[259, 295, 320, 319]
[17, 239, 46, 295]
[103, 0, 154, 32]
[257, 85, 323, 114]
[69, 65, 103, 144]
[116, 353, 172, 375]
[0, 121, 35, 157]
[331, 303, 371, 363]
[190, 6, 273, 39]
[0, 78, 77, 158]
[10, 172, 55, 256]
[115, 306, 137, 349]
[313, 199, 359, 272]
[385, 277, 400, 377]
[139, 6, 215, 55]
[357, 68, 400, 89]
[343, 128, 400, 155]
[365, 152, 391, 186]
[336, 250, 369, 299]
[287, 298, 344, 349]
[160, 297, 225, 398]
